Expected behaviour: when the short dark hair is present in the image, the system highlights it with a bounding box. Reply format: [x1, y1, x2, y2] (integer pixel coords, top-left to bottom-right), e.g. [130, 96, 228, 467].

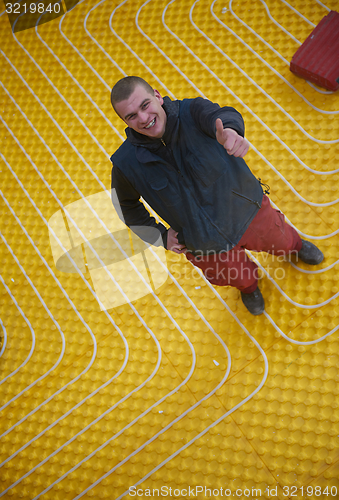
[111, 76, 154, 114]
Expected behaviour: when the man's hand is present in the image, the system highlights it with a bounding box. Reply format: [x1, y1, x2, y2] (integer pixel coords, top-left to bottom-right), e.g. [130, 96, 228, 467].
[215, 118, 250, 158]
[166, 228, 187, 254]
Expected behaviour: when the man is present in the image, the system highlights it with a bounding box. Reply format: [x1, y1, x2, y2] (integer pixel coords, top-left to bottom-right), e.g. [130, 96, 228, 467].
[110, 76, 323, 315]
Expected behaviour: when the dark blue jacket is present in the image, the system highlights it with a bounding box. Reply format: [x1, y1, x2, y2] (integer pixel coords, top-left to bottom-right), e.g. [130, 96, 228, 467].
[111, 97, 263, 254]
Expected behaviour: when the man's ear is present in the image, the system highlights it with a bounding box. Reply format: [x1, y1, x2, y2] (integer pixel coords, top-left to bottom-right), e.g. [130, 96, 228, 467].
[153, 89, 164, 105]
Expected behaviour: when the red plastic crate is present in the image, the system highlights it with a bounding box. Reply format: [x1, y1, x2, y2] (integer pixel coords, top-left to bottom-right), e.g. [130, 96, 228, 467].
[290, 10, 339, 91]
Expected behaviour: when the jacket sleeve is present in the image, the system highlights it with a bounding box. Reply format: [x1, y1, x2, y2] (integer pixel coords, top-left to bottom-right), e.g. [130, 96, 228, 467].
[111, 164, 168, 248]
[190, 97, 245, 138]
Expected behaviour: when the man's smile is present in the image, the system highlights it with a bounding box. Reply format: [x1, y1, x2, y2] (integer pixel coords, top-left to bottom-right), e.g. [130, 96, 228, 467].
[145, 117, 156, 129]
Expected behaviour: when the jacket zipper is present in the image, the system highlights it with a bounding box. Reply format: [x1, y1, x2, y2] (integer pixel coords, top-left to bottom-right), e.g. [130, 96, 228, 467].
[161, 138, 183, 177]
[232, 190, 261, 208]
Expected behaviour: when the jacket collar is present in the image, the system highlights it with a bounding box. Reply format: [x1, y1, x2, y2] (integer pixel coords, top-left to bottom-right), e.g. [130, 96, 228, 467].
[125, 96, 179, 152]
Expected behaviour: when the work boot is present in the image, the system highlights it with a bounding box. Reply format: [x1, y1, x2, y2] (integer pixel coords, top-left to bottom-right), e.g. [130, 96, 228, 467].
[298, 240, 324, 265]
[241, 286, 265, 315]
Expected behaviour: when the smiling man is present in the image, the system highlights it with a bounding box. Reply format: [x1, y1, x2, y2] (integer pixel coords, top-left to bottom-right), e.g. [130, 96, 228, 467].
[116, 85, 167, 139]
[110, 76, 323, 315]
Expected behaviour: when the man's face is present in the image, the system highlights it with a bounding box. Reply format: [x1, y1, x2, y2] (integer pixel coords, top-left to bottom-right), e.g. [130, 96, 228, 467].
[115, 85, 167, 139]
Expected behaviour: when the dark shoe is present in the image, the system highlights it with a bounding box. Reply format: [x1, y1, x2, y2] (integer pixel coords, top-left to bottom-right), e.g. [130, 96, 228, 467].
[298, 240, 324, 265]
[241, 287, 265, 315]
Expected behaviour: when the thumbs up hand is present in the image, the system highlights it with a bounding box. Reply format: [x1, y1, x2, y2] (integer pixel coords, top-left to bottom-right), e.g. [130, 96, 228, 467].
[215, 118, 250, 158]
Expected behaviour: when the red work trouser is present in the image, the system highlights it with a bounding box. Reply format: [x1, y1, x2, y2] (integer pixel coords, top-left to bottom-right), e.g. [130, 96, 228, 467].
[185, 195, 302, 293]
